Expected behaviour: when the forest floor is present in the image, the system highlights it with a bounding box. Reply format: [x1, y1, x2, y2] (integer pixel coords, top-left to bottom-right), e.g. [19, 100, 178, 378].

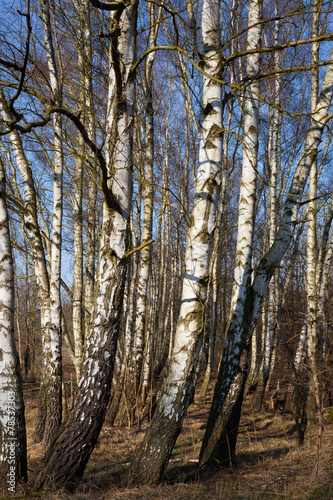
[5, 377, 332, 500]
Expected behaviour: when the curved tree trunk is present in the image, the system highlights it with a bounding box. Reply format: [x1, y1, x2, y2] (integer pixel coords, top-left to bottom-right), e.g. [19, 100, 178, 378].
[35, 206, 128, 488]
[128, 0, 222, 484]
[199, 48, 333, 467]
[34, 0, 137, 488]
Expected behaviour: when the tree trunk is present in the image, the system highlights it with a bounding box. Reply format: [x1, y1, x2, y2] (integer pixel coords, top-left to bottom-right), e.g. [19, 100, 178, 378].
[128, 0, 222, 484]
[38, 0, 64, 448]
[0, 92, 52, 445]
[0, 157, 27, 490]
[254, 7, 280, 407]
[34, 0, 137, 488]
[305, 0, 323, 439]
[199, 47, 333, 468]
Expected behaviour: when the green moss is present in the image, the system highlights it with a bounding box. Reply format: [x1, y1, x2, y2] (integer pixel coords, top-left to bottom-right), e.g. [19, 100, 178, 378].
[328, 407, 333, 422]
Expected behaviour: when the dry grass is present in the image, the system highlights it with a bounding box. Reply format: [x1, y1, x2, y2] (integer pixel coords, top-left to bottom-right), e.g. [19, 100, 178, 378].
[2, 383, 333, 500]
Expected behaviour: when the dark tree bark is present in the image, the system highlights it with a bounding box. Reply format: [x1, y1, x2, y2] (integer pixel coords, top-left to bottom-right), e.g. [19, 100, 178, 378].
[33, 0, 137, 488]
[199, 50, 333, 467]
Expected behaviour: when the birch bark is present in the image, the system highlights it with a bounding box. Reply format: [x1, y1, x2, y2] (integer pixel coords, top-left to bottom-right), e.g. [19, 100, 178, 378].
[317, 199, 333, 359]
[0, 92, 52, 445]
[305, 0, 323, 433]
[198, 0, 262, 463]
[71, 0, 97, 380]
[199, 48, 333, 467]
[133, 3, 160, 396]
[128, 0, 222, 484]
[200, 99, 232, 398]
[228, 0, 262, 335]
[73, 134, 84, 382]
[35, 0, 137, 488]
[254, 4, 280, 409]
[108, 255, 137, 426]
[0, 158, 27, 489]
[35, 0, 64, 447]
[81, 0, 98, 338]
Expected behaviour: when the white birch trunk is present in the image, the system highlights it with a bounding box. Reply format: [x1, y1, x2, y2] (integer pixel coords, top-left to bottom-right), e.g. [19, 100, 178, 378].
[35, 1, 137, 488]
[305, 0, 323, 436]
[255, 4, 280, 408]
[73, 135, 84, 382]
[203, 0, 261, 450]
[128, 0, 222, 484]
[201, 96, 232, 398]
[40, 0, 63, 447]
[153, 162, 170, 377]
[228, 0, 262, 341]
[134, 79, 154, 395]
[295, 324, 307, 374]
[72, 0, 93, 381]
[81, 0, 98, 337]
[317, 206, 333, 358]
[134, 4, 162, 394]
[0, 158, 27, 489]
[0, 92, 52, 444]
[199, 47, 333, 467]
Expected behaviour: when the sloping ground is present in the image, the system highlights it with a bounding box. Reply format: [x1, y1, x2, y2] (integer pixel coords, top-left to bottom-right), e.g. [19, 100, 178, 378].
[6, 384, 333, 500]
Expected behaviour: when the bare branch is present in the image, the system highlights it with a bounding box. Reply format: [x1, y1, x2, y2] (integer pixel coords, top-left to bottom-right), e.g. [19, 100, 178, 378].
[8, 1, 32, 118]
[89, 0, 127, 11]
[122, 239, 155, 260]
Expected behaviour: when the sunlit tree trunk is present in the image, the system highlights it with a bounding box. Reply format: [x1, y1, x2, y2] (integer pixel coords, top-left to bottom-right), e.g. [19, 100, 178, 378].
[71, 0, 96, 381]
[0, 158, 27, 490]
[72, 28, 85, 382]
[35, 1, 137, 488]
[0, 91, 52, 445]
[153, 154, 171, 378]
[73, 136, 84, 382]
[128, 0, 222, 484]
[37, 0, 64, 448]
[80, 0, 98, 337]
[108, 253, 136, 426]
[200, 98, 232, 398]
[199, 47, 333, 468]
[305, 0, 323, 439]
[254, 4, 280, 408]
[317, 197, 333, 360]
[134, 4, 160, 396]
[199, 0, 262, 464]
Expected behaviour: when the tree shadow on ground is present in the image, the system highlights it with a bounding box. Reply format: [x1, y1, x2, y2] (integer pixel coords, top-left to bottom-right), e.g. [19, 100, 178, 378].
[236, 446, 291, 464]
[163, 445, 291, 486]
[164, 460, 225, 486]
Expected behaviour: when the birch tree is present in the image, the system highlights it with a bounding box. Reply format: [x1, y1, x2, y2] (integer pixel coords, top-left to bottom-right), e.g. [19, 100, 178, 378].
[38, 0, 64, 448]
[0, 157, 27, 490]
[133, 1, 161, 401]
[198, 0, 262, 464]
[0, 92, 53, 446]
[35, 0, 138, 488]
[128, 0, 222, 484]
[254, 2, 280, 409]
[305, 0, 323, 436]
[199, 47, 333, 468]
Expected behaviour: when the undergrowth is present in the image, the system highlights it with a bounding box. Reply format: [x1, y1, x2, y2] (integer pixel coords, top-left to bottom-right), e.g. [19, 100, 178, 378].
[2, 383, 333, 500]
